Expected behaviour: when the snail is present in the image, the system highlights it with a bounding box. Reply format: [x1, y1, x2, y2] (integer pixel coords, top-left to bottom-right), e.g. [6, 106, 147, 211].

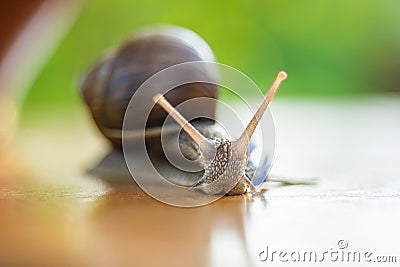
[81, 25, 287, 196]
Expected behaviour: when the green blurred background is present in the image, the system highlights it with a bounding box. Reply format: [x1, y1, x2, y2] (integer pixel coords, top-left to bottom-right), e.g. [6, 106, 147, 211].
[22, 0, 400, 112]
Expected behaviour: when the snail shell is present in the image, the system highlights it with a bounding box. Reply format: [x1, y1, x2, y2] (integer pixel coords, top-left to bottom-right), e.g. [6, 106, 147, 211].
[81, 26, 218, 147]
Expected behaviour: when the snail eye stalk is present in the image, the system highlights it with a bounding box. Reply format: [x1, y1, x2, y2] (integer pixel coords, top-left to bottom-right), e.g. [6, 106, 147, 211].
[153, 94, 214, 152]
[234, 71, 287, 153]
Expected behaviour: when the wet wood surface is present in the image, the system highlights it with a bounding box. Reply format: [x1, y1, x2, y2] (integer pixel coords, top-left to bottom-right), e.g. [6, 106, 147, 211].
[1, 97, 400, 267]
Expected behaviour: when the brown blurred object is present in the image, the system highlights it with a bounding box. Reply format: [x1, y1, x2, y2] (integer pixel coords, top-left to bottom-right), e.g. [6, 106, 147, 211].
[0, 0, 82, 184]
[0, 0, 45, 181]
[0, 0, 44, 135]
[0, 0, 45, 72]
[0, 0, 82, 99]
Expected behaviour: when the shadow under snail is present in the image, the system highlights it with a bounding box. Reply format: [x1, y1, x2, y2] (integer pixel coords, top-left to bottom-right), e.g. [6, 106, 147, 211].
[81, 26, 287, 196]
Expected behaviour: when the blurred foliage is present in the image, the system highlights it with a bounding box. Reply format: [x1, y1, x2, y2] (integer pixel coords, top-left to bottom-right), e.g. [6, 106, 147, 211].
[23, 0, 400, 110]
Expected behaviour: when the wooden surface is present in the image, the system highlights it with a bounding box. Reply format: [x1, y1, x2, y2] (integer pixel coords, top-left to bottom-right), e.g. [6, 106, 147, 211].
[1, 97, 400, 267]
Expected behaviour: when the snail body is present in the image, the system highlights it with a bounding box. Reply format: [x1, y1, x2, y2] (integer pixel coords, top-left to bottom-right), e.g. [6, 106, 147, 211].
[81, 26, 286, 195]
